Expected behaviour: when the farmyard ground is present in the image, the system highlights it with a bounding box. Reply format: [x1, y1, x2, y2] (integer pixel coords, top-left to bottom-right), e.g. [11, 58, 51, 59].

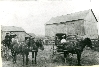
[2, 45, 99, 67]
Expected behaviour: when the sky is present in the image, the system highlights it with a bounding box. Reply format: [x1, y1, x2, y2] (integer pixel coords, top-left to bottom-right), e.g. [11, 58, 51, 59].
[0, 0, 99, 36]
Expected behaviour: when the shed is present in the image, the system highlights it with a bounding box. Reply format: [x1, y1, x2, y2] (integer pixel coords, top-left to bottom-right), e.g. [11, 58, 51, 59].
[1, 26, 31, 41]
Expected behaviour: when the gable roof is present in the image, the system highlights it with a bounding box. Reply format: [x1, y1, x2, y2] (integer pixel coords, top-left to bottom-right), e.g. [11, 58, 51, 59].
[1, 26, 25, 32]
[45, 9, 97, 25]
[28, 33, 36, 37]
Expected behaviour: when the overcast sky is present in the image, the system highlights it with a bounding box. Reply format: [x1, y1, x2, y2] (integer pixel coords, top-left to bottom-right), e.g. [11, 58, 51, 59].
[0, 0, 99, 36]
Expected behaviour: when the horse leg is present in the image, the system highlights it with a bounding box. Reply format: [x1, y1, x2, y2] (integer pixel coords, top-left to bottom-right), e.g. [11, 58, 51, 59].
[64, 51, 68, 63]
[22, 54, 24, 66]
[13, 52, 16, 64]
[4, 47, 7, 57]
[32, 52, 34, 64]
[69, 53, 73, 65]
[11, 49, 13, 57]
[26, 52, 29, 65]
[6, 47, 9, 61]
[34, 51, 37, 64]
[77, 52, 81, 66]
[1, 46, 5, 58]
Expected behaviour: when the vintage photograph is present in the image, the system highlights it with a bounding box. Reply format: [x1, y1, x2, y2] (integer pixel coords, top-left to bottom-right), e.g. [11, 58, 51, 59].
[0, 0, 99, 67]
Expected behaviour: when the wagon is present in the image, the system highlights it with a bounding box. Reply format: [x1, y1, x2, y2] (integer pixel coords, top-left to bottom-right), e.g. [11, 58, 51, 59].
[52, 33, 80, 62]
[53, 33, 77, 53]
[52, 33, 67, 55]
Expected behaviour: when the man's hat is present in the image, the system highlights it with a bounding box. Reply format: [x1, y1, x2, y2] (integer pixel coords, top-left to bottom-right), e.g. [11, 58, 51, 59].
[10, 32, 15, 35]
[6, 33, 9, 34]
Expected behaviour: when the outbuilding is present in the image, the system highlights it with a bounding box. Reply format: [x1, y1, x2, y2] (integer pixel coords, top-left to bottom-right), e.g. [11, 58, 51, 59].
[1, 26, 31, 42]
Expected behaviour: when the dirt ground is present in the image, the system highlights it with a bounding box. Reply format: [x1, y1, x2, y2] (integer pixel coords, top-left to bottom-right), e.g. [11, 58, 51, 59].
[2, 45, 99, 67]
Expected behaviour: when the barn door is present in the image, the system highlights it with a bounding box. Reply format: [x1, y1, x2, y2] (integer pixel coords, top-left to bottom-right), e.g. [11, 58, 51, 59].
[67, 22, 76, 35]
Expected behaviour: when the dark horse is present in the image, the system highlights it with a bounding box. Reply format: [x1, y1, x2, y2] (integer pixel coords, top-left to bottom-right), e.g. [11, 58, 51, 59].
[62, 37, 93, 66]
[10, 38, 44, 65]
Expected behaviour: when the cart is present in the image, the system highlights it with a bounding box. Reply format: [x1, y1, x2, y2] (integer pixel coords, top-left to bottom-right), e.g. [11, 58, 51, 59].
[52, 33, 79, 63]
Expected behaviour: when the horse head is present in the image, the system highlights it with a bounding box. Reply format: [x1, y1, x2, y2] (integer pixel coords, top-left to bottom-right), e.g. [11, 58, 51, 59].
[84, 37, 93, 49]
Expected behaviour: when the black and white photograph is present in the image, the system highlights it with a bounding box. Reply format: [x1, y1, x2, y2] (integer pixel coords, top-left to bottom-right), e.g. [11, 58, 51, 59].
[0, 0, 99, 67]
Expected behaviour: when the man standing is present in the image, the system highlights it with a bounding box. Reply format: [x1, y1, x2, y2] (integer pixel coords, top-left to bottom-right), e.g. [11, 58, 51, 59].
[5, 33, 10, 48]
[11, 34, 19, 44]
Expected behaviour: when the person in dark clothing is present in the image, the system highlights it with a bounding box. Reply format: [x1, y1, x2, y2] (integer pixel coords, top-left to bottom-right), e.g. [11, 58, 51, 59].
[5, 33, 10, 40]
[5, 33, 11, 49]
[36, 40, 39, 47]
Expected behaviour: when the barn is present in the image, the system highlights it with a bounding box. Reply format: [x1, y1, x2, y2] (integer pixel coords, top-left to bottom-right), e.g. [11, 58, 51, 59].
[28, 33, 36, 38]
[45, 9, 98, 39]
[1, 26, 32, 41]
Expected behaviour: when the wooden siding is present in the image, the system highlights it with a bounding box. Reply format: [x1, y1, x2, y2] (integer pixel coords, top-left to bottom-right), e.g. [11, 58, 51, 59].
[45, 20, 85, 38]
[1, 31, 30, 42]
[45, 10, 98, 39]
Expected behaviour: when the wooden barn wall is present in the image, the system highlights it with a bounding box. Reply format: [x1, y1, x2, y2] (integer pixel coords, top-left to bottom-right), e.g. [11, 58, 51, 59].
[13, 32, 28, 41]
[45, 12, 98, 39]
[45, 20, 85, 38]
[84, 11, 98, 39]
[66, 20, 85, 36]
[45, 25, 51, 37]
[84, 20, 98, 39]
[45, 24, 57, 38]
[56, 24, 65, 33]
[1, 31, 30, 42]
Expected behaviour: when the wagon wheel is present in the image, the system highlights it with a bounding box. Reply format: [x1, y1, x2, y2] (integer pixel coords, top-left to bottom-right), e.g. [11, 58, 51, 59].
[51, 40, 58, 63]
[52, 40, 57, 55]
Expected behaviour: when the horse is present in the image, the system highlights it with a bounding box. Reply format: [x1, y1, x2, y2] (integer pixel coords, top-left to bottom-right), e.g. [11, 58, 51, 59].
[62, 37, 93, 66]
[10, 38, 44, 65]
[26, 38, 44, 65]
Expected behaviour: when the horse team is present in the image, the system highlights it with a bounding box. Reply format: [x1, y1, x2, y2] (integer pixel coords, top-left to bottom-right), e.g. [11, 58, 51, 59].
[1, 33, 44, 65]
[1, 32, 93, 66]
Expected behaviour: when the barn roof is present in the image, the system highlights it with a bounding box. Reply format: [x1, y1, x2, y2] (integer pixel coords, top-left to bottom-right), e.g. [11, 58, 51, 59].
[1, 26, 25, 32]
[45, 9, 97, 25]
[28, 33, 36, 37]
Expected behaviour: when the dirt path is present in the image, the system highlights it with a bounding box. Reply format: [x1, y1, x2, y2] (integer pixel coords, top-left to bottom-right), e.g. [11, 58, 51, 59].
[2, 45, 99, 67]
